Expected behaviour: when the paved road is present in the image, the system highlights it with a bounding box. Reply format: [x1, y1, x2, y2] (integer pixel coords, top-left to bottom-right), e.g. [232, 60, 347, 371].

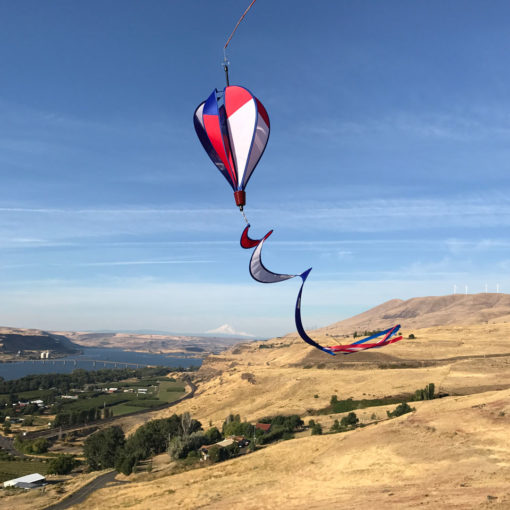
[0, 433, 25, 457]
[42, 377, 197, 508]
[44, 471, 126, 510]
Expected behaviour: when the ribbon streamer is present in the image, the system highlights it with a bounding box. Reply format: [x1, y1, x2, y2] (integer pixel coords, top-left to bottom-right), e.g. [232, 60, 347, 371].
[240, 225, 403, 355]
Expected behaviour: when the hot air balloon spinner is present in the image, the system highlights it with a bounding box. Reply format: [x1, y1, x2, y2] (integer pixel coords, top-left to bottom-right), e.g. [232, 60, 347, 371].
[193, 0, 403, 356]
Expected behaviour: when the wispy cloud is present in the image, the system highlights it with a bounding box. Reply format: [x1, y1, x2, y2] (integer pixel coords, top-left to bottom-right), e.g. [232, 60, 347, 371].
[1, 197, 509, 249]
[74, 259, 213, 267]
[297, 107, 510, 143]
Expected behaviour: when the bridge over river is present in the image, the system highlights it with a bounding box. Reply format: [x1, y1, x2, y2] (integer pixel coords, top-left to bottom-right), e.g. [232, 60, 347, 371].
[18, 358, 148, 369]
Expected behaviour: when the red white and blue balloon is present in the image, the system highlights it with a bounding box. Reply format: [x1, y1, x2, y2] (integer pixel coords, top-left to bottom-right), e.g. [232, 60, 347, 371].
[194, 85, 403, 356]
[194, 85, 269, 208]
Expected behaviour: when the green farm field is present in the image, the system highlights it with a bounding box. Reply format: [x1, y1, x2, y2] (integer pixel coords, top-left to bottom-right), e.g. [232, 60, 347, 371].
[0, 459, 49, 483]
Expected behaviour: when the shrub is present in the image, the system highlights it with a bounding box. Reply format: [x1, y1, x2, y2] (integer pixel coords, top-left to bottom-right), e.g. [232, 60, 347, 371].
[330, 419, 340, 432]
[258, 415, 303, 433]
[413, 383, 435, 401]
[204, 427, 222, 444]
[116, 452, 137, 475]
[387, 402, 415, 418]
[14, 437, 49, 454]
[340, 412, 359, 429]
[48, 454, 77, 475]
[207, 445, 222, 463]
[23, 416, 34, 426]
[408, 333, 415, 339]
[168, 432, 208, 460]
[311, 423, 322, 435]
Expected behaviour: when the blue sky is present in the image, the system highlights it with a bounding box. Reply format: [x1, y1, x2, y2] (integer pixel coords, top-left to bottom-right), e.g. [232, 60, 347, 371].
[1, 1, 510, 337]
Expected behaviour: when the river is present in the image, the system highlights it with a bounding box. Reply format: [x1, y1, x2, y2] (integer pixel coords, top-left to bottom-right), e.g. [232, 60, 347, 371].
[0, 347, 202, 380]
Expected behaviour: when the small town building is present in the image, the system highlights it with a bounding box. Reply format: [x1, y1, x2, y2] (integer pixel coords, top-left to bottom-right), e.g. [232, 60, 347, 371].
[215, 438, 235, 448]
[255, 423, 271, 433]
[3, 473, 46, 489]
[200, 436, 250, 460]
[231, 435, 251, 448]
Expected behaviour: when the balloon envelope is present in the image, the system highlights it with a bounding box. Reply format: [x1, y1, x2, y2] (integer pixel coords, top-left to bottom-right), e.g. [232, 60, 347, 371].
[194, 86, 270, 203]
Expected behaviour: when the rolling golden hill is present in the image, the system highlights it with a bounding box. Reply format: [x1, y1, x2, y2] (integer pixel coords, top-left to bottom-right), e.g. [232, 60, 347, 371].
[78, 388, 510, 510]
[315, 292, 510, 335]
[84, 295, 507, 509]
[7, 294, 510, 510]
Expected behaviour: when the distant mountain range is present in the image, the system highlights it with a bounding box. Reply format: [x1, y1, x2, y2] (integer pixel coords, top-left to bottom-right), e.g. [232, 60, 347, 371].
[316, 293, 510, 335]
[3, 293, 508, 357]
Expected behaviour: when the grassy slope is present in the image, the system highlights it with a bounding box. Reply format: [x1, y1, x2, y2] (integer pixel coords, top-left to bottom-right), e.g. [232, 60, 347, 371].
[140, 322, 510, 429]
[77, 389, 510, 510]
[9, 320, 507, 509]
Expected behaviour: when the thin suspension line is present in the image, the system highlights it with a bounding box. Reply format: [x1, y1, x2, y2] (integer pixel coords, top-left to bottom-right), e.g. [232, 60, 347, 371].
[224, 0, 258, 52]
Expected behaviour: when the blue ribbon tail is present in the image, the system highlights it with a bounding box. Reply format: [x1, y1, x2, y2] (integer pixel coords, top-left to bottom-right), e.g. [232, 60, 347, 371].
[294, 268, 336, 356]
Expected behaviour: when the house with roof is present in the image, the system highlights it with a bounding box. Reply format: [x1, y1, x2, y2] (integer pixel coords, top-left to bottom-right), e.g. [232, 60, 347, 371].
[3, 473, 46, 490]
[200, 436, 250, 460]
[255, 422, 271, 433]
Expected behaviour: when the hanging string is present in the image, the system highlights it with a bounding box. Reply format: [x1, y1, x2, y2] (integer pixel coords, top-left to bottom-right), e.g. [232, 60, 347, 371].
[240, 208, 250, 225]
[224, 0, 258, 53]
[223, 0, 258, 84]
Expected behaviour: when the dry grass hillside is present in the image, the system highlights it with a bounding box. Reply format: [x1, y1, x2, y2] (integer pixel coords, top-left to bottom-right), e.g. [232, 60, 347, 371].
[37, 294, 510, 509]
[144, 320, 510, 428]
[316, 292, 510, 334]
[78, 389, 510, 510]
[54, 330, 245, 356]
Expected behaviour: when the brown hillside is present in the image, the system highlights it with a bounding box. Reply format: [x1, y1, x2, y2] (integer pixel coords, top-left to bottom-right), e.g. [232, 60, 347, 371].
[316, 293, 510, 335]
[77, 389, 510, 510]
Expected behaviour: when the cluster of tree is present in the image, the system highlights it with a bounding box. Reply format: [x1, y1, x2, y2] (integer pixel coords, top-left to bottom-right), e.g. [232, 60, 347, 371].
[220, 413, 303, 446]
[0, 394, 52, 409]
[308, 420, 323, 435]
[330, 412, 360, 432]
[413, 383, 435, 401]
[84, 413, 203, 475]
[387, 402, 415, 418]
[53, 407, 103, 427]
[352, 329, 383, 339]
[0, 447, 15, 461]
[222, 414, 255, 438]
[206, 442, 239, 463]
[47, 454, 78, 475]
[325, 394, 408, 415]
[0, 367, 172, 394]
[13, 437, 49, 454]
[168, 431, 209, 461]
[83, 426, 126, 471]
[256, 415, 304, 444]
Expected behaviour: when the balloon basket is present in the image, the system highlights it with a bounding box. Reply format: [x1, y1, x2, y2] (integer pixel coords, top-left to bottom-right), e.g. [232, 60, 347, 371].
[234, 190, 246, 207]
